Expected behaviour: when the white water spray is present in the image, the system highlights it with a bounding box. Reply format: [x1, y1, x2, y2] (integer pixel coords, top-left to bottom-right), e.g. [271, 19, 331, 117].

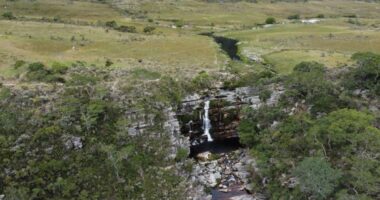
[203, 100, 213, 142]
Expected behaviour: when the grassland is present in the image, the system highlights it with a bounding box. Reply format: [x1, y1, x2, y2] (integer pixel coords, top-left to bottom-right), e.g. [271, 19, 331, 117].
[0, 20, 222, 77]
[109, 0, 380, 73]
[0, 0, 129, 23]
[112, 0, 380, 28]
[223, 23, 380, 73]
[1, 0, 380, 76]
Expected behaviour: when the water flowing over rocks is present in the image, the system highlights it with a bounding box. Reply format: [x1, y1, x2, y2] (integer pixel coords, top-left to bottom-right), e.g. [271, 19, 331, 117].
[99, 82, 282, 199]
[179, 86, 282, 200]
[178, 85, 284, 146]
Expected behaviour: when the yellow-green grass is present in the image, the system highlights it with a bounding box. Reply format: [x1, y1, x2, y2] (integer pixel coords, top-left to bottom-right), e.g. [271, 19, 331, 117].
[0, 0, 130, 23]
[0, 0, 190, 36]
[224, 23, 380, 73]
[113, 0, 380, 28]
[263, 50, 352, 74]
[0, 20, 222, 77]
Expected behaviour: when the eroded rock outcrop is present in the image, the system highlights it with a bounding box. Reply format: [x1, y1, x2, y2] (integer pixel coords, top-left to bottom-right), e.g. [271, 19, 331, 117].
[178, 85, 284, 145]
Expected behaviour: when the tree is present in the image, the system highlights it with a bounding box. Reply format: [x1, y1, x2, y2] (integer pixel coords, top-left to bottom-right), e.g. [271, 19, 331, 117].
[293, 157, 342, 199]
[265, 17, 276, 24]
[308, 109, 380, 198]
[309, 109, 379, 156]
[283, 61, 343, 115]
[343, 52, 380, 96]
[238, 119, 259, 147]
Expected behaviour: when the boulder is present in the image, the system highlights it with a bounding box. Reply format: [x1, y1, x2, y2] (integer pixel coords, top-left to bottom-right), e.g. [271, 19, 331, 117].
[207, 173, 218, 187]
[213, 172, 222, 180]
[63, 135, 83, 150]
[196, 151, 212, 161]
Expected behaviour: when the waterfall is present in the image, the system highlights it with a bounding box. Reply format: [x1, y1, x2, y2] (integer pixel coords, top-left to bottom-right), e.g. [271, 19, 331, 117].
[203, 100, 213, 142]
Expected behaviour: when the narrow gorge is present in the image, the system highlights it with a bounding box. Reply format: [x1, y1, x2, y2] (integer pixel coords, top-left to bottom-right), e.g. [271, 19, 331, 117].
[176, 85, 283, 200]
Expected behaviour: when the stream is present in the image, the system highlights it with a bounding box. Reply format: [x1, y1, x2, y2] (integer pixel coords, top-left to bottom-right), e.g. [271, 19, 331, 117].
[200, 32, 242, 61]
[178, 91, 256, 200]
[178, 34, 261, 199]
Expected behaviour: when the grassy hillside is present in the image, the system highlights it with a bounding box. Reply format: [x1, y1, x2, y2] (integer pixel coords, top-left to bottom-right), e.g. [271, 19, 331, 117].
[0, 0, 128, 23]
[111, 0, 380, 28]
[224, 23, 380, 73]
[2, 0, 380, 75]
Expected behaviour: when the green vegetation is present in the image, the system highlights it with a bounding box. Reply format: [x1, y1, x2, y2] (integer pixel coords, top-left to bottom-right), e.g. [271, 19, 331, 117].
[239, 53, 380, 199]
[224, 24, 380, 74]
[344, 52, 380, 96]
[0, 0, 380, 199]
[287, 14, 300, 20]
[265, 17, 276, 24]
[0, 66, 192, 199]
[25, 62, 66, 83]
[293, 157, 342, 199]
[0, 20, 220, 75]
[191, 71, 215, 90]
[114, 0, 380, 28]
[2, 11, 15, 20]
[143, 26, 156, 34]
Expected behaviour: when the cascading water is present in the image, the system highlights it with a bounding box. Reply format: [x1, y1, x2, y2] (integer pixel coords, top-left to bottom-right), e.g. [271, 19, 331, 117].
[203, 100, 213, 142]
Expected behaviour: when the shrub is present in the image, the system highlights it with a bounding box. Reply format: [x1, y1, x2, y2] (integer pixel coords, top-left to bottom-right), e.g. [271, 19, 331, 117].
[51, 62, 68, 74]
[265, 17, 276, 24]
[14, 60, 26, 69]
[259, 89, 272, 102]
[287, 14, 300, 20]
[191, 71, 213, 90]
[316, 14, 325, 18]
[2, 12, 15, 20]
[173, 19, 185, 28]
[175, 148, 189, 162]
[28, 62, 45, 72]
[105, 59, 113, 67]
[143, 26, 156, 34]
[344, 14, 357, 18]
[117, 25, 136, 33]
[26, 62, 66, 83]
[105, 20, 118, 29]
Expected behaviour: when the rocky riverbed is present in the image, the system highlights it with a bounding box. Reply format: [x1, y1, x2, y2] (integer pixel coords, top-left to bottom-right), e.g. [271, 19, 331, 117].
[125, 85, 284, 199]
[178, 86, 284, 200]
[190, 149, 259, 200]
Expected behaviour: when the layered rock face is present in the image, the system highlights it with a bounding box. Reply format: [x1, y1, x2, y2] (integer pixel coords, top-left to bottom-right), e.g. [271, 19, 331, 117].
[178, 86, 285, 145]
[179, 86, 284, 200]
[178, 92, 241, 145]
